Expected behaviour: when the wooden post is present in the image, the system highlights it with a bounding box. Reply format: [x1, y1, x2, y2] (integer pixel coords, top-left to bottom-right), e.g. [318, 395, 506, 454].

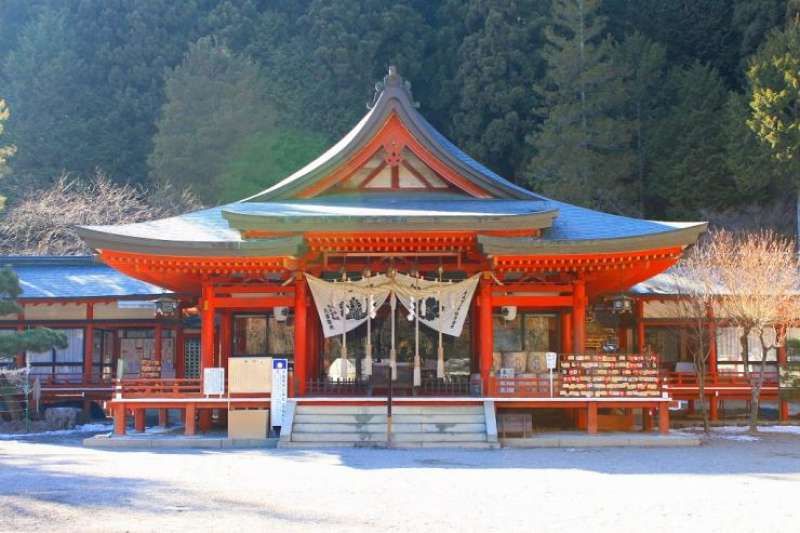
[778, 324, 789, 421]
[478, 274, 494, 394]
[659, 401, 670, 434]
[134, 408, 146, 433]
[158, 408, 168, 427]
[294, 274, 308, 397]
[709, 395, 719, 421]
[219, 310, 233, 373]
[617, 326, 628, 353]
[707, 304, 718, 374]
[306, 307, 320, 381]
[198, 410, 212, 432]
[113, 403, 126, 436]
[15, 311, 25, 368]
[587, 402, 598, 435]
[573, 279, 586, 354]
[635, 299, 645, 353]
[175, 306, 185, 378]
[642, 408, 653, 431]
[185, 404, 196, 436]
[200, 283, 215, 370]
[84, 303, 94, 382]
[561, 311, 573, 354]
[154, 320, 162, 363]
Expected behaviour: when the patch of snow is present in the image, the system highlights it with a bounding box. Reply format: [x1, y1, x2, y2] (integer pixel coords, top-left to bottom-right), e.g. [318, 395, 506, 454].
[0, 422, 112, 440]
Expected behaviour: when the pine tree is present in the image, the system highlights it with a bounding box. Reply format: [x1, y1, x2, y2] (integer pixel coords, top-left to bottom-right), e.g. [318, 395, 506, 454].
[450, 0, 547, 179]
[526, 0, 633, 213]
[648, 62, 733, 218]
[0, 267, 66, 362]
[613, 32, 666, 216]
[149, 37, 275, 203]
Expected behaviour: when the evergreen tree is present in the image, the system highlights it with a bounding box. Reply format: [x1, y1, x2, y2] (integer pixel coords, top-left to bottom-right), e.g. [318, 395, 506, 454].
[527, 0, 633, 213]
[0, 267, 66, 362]
[451, 0, 547, 179]
[2, 9, 96, 184]
[613, 32, 667, 215]
[149, 37, 275, 202]
[0, 99, 14, 180]
[746, 21, 800, 168]
[648, 62, 733, 218]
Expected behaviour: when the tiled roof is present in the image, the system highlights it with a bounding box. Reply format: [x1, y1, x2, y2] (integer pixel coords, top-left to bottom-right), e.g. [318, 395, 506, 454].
[2, 256, 171, 299]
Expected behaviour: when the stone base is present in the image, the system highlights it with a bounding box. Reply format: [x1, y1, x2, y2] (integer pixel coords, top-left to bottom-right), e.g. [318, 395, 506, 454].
[83, 434, 278, 449]
[501, 431, 701, 448]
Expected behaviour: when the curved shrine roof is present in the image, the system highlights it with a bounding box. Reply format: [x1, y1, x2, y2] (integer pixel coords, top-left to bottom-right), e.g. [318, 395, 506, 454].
[77, 67, 706, 259]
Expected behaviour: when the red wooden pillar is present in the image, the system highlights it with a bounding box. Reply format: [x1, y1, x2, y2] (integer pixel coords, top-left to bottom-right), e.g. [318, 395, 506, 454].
[635, 299, 645, 353]
[185, 404, 196, 436]
[561, 311, 573, 354]
[617, 326, 628, 353]
[294, 274, 308, 396]
[134, 408, 146, 433]
[659, 401, 670, 434]
[709, 394, 719, 421]
[778, 324, 789, 421]
[113, 403, 126, 436]
[158, 409, 168, 427]
[587, 402, 598, 434]
[175, 304, 185, 378]
[219, 310, 232, 372]
[200, 283, 215, 370]
[478, 275, 494, 394]
[154, 320, 162, 363]
[573, 279, 586, 354]
[84, 303, 95, 382]
[642, 408, 653, 431]
[306, 308, 320, 380]
[707, 304, 718, 374]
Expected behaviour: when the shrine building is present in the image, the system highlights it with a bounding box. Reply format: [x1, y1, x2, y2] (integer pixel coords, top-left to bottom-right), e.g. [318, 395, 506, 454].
[68, 67, 712, 442]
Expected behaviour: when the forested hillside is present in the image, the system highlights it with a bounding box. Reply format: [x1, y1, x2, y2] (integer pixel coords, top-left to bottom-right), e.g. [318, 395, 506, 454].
[1, 0, 799, 230]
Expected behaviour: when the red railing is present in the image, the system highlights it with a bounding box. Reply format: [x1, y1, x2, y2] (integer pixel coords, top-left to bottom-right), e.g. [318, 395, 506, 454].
[662, 371, 779, 389]
[116, 378, 203, 398]
[35, 374, 114, 387]
[487, 375, 559, 398]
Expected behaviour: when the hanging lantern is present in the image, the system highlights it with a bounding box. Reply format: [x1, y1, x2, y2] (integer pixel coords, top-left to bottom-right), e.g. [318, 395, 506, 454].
[611, 294, 634, 314]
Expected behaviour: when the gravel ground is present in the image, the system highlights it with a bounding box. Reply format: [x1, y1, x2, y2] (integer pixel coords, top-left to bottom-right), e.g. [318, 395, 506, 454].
[1, 430, 799, 533]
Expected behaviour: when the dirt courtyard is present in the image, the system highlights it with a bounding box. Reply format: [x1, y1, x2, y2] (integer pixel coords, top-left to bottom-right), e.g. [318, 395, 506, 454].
[1, 429, 799, 533]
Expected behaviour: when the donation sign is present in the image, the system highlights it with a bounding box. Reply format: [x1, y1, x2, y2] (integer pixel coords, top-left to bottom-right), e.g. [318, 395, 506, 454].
[271, 358, 289, 427]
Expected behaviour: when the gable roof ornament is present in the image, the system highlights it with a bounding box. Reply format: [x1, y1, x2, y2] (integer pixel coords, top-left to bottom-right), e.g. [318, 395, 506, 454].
[369, 65, 419, 110]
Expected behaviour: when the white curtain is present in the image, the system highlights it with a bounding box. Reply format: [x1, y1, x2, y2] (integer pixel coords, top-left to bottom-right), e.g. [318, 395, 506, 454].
[306, 273, 480, 339]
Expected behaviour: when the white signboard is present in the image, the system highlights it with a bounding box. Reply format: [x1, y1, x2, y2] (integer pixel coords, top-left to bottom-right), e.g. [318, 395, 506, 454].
[545, 352, 558, 370]
[203, 367, 225, 397]
[271, 358, 289, 427]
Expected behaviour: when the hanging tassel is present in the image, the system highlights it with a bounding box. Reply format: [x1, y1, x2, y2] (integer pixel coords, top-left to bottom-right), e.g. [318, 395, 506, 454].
[364, 294, 373, 377]
[413, 299, 421, 387]
[390, 292, 397, 381]
[437, 290, 445, 379]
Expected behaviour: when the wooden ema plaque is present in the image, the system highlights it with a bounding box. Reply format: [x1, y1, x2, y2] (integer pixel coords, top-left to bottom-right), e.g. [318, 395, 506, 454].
[560, 353, 660, 398]
[228, 357, 273, 394]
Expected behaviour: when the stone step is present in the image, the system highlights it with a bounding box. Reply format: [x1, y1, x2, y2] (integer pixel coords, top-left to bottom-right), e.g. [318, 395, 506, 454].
[295, 405, 483, 415]
[390, 414, 485, 424]
[293, 423, 486, 434]
[293, 413, 388, 424]
[293, 413, 484, 424]
[392, 432, 487, 443]
[291, 432, 389, 443]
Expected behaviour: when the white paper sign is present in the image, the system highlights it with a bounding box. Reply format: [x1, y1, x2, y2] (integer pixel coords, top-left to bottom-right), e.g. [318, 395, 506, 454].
[545, 352, 558, 370]
[271, 358, 289, 427]
[203, 368, 225, 396]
